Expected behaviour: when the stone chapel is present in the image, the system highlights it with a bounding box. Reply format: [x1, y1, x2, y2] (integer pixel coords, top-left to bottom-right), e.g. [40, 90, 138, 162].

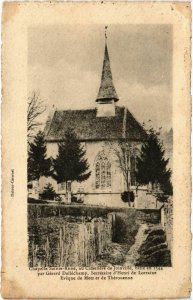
[41, 40, 147, 207]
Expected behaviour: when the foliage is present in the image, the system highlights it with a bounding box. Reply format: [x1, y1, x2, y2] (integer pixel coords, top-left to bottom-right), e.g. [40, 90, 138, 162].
[27, 90, 45, 138]
[113, 212, 139, 246]
[28, 198, 48, 204]
[41, 183, 57, 200]
[28, 131, 51, 181]
[71, 195, 84, 204]
[136, 227, 171, 267]
[136, 127, 172, 195]
[121, 191, 135, 203]
[52, 128, 91, 184]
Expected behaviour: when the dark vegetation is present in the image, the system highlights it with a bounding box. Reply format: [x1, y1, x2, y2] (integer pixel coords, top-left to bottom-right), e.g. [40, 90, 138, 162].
[28, 204, 132, 220]
[121, 191, 135, 205]
[136, 226, 171, 267]
[28, 204, 160, 222]
[136, 127, 172, 197]
[41, 183, 57, 200]
[28, 128, 91, 192]
[113, 212, 139, 246]
[52, 128, 91, 184]
[28, 198, 48, 204]
[28, 131, 51, 182]
[95, 212, 140, 266]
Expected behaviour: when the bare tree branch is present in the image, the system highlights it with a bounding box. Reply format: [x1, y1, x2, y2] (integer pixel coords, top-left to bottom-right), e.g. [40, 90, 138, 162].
[109, 139, 132, 192]
[27, 90, 46, 138]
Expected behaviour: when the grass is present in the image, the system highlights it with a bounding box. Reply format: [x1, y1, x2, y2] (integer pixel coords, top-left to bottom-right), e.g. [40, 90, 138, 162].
[113, 212, 139, 247]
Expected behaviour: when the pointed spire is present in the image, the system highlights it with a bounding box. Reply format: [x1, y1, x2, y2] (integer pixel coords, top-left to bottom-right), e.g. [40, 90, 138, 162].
[96, 28, 119, 102]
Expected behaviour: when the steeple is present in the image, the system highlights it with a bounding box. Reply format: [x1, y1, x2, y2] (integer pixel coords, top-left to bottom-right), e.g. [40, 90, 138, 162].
[96, 29, 119, 103]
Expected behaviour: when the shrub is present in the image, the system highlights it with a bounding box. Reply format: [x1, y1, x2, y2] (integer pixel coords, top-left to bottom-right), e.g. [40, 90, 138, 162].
[121, 191, 135, 203]
[28, 198, 48, 204]
[41, 183, 57, 200]
[113, 212, 139, 246]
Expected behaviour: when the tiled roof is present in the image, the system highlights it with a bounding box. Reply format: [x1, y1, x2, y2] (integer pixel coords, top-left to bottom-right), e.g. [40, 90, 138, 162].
[96, 44, 119, 102]
[45, 106, 146, 142]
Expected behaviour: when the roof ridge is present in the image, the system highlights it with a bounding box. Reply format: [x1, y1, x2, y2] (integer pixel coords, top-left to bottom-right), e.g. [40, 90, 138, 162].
[56, 108, 96, 112]
[44, 108, 56, 137]
[126, 109, 145, 131]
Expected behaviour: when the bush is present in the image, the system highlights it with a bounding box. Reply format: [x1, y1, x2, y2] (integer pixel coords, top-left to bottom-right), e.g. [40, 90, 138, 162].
[113, 212, 139, 246]
[71, 195, 84, 204]
[28, 198, 48, 204]
[41, 183, 57, 200]
[121, 191, 135, 203]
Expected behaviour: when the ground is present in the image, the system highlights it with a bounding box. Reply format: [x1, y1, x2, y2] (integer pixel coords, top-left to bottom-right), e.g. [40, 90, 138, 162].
[91, 223, 171, 267]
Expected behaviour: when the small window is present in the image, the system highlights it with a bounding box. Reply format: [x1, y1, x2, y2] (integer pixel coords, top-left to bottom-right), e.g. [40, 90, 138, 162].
[58, 182, 66, 191]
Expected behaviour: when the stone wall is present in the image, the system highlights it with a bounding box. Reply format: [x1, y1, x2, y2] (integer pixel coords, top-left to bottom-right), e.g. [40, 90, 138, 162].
[28, 214, 113, 268]
[136, 209, 161, 224]
[28, 204, 161, 224]
[28, 204, 162, 267]
[160, 198, 173, 255]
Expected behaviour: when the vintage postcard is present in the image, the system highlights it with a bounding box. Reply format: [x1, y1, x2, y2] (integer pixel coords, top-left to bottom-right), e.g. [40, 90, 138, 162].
[2, 2, 191, 299]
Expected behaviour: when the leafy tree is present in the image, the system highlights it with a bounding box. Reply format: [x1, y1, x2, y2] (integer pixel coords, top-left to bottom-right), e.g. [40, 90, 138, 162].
[136, 127, 172, 196]
[28, 131, 51, 182]
[52, 128, 91, 186]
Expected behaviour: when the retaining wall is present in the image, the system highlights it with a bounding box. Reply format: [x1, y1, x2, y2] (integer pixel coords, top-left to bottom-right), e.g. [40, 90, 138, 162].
[161, 198, 173, 255]
[28, 204, 161, 224]
[28, 204, 161, 267]
[29, 214, 113, 268]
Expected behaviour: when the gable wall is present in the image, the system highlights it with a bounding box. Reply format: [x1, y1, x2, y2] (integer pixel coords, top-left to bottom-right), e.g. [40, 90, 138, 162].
[45, 140, 142, 194]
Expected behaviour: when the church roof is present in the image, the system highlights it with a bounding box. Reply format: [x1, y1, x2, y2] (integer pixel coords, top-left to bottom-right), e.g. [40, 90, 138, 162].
[96, 44, 119, 102]
[45, 106, 147, 142]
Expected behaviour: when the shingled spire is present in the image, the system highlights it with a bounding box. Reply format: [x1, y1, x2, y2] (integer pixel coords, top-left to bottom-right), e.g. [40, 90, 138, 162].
[96, 31, 119, 103]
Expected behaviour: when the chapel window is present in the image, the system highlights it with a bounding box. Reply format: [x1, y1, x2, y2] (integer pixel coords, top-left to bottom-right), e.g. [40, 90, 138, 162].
[95, 162, 100, 189]
[95, 152, 111, 190]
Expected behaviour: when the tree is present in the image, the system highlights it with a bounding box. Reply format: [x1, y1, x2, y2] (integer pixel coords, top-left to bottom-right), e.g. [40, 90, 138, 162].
[110, 139, 133, 206]
[27, 91, 46, 138]
[28, 131, 51, 182]
[136, 127, 172, 196]
[52, 128, 91, 187]
[41, 183, 57, 200]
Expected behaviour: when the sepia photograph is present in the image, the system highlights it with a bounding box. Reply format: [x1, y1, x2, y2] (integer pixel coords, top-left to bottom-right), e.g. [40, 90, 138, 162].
[2, 2, 191, 298]
[27, 24, 173, 268]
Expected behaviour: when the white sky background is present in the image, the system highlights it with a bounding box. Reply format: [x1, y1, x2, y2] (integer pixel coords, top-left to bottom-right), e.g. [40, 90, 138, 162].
[28, 24, 172, 132]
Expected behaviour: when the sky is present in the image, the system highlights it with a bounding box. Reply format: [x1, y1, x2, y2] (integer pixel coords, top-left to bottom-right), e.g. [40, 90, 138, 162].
[28, 24, 172, 132]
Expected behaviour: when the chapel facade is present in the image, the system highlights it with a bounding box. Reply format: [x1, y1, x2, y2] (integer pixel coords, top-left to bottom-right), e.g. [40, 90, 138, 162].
[41, 41, 147, 207]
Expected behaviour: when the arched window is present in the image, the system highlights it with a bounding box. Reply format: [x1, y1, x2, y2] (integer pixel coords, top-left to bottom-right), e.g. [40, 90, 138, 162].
[95, 151, 111, 190]
[106, 162, 111, 188]
[95, 162, 100, 189]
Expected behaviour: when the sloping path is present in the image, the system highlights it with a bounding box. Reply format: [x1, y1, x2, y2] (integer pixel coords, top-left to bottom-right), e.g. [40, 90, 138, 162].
[124, 223, 149, 266]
